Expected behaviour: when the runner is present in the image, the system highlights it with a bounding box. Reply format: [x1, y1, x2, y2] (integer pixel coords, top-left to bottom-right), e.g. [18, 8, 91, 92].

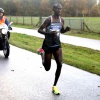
[38, 3, 70, 95]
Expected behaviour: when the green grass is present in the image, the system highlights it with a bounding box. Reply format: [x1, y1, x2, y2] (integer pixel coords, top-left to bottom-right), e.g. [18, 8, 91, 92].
[83, 17, 100, 33]
[62, 43, 100, 74]
[9, 32, 100, 76]
[65, 30, 100, 40]
[12, 24, 35, 29]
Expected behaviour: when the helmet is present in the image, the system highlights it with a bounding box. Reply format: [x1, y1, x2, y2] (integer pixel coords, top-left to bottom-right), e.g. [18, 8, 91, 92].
[0, 8, 4, 13]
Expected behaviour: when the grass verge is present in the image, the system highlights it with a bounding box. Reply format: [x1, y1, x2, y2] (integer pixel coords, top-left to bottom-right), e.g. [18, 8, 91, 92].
[9, 32, 100, 76]
[65, 30, 100, 40]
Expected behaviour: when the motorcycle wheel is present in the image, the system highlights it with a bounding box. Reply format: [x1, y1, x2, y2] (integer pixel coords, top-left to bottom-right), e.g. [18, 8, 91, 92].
[3, 41, 10, 58]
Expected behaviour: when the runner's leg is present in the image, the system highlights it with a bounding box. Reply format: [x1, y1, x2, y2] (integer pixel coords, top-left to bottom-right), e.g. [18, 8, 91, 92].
[53, 48, 62, 86]
[43, 53, 52, 71]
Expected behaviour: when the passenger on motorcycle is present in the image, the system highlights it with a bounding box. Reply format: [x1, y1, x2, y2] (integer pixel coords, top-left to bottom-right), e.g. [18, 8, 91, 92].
[0, 8, 12, 39]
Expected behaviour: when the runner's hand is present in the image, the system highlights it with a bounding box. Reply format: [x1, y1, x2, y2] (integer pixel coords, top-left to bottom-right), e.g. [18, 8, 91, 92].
[65, 26, 71, 31]
[50, 30, 57, 36]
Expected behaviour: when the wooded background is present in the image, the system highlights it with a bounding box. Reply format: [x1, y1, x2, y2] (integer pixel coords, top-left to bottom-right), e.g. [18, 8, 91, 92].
[0, 0, 100, 17]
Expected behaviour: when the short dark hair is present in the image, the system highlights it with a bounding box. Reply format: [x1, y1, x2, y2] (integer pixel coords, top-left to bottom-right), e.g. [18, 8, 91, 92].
[52, 3, 62, 9]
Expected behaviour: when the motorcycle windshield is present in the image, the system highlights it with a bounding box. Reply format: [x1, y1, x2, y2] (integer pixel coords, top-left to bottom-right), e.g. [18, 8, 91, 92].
[0, 23, 8, 30]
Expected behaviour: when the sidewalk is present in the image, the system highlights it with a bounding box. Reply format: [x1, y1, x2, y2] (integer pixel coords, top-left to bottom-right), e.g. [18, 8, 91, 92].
[11, 27, 100, 51]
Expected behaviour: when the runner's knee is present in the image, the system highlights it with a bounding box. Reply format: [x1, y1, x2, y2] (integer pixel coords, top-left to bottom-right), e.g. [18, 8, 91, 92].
[43, 64, 51, 71]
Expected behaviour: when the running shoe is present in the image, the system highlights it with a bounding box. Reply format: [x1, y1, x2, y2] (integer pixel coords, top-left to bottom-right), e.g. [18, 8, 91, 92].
[37, 48, 44, 54]
[52, 86, 60, 95]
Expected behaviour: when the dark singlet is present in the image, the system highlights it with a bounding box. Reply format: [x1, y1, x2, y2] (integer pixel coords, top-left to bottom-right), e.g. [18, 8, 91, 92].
[43, 16, 62, 50]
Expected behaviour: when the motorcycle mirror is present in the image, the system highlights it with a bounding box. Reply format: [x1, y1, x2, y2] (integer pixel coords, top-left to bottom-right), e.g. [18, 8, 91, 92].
[8, 22, 13, 27]
[9, 22, 13, 25]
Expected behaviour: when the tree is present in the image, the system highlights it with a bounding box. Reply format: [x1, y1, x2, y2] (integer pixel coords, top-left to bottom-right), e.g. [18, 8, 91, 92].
[90, 3, 99, 16]
[66, 0, 83, 17]
[81, 0, 88, 17]
[87, 0, 97, 16]
[41, 0, 51, 16]
[49, 0, 62, 7]
[5, 0, 17, 15]
[0, 0, 99, 17]
[0, 1, 5, 9]
[61, 0, 72, 16]
[33, 0, 42, 16]
[97, 0, 100, 16]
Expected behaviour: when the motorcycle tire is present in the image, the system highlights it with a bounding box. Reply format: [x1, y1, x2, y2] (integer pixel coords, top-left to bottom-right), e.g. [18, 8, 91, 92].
[3, 41, 10, 58]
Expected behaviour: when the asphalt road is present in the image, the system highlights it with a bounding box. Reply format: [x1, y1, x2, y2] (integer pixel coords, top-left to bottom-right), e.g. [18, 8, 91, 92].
[0, 45, 100, 100]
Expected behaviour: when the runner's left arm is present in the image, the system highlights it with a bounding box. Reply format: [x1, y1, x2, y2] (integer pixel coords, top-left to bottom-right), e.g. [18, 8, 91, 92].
[60, 18, 70, 33]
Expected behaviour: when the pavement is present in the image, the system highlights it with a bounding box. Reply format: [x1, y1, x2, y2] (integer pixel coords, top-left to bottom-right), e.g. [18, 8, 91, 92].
[0, 45, 100, 100]
[0, 27, 100, 100]
[11, 27, 100, 51]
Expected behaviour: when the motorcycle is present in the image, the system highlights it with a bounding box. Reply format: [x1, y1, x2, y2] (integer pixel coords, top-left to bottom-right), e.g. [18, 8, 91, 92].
[0, 22, 13, 58]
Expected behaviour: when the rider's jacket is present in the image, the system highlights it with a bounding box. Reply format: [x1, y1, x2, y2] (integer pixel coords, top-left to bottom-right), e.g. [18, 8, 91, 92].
[0, 16, 6, 25]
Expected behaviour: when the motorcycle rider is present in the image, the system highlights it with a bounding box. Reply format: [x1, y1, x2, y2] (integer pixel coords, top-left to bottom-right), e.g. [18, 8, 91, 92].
[0, 8, 12, 39]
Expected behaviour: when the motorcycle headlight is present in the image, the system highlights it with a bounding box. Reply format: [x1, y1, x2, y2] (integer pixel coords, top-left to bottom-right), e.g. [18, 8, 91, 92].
[2, 29, 7, 35]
